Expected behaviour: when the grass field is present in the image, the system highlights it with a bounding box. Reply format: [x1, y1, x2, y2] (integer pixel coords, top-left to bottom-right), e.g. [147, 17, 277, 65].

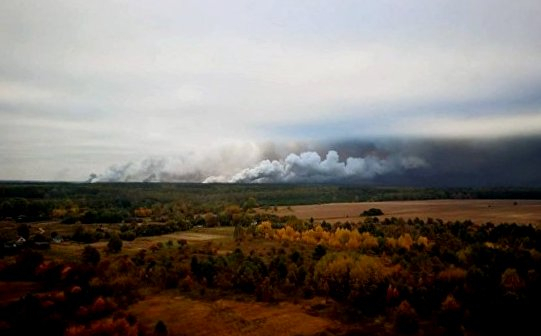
[129, 292, 341, 336]
[270, 199, 541, 226]
[40, 227, 236, 262]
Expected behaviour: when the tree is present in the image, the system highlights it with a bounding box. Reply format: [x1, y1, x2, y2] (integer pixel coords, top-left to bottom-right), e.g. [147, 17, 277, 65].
[107, 235, 123, 253]
[233, 225, 244, 241]
[394, 300, 419, 334]
[439, 294, 463, 333]
[203, 213, 219, 227]
[312, 244, 327, 260]
[242, 197, 259, 210]
[17, 223, 30, 240]
[154, 320, 167, 336]
[82, 245, 101, 266]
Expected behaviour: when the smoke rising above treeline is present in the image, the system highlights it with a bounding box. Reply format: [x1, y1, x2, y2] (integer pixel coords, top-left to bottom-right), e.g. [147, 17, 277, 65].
[87, 137, 541, 187]
[204, 150, 426, 183]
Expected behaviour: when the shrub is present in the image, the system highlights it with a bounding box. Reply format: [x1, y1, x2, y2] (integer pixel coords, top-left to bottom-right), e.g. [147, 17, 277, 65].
[119, 230, 136, 241]
[361, 208, 384, 217]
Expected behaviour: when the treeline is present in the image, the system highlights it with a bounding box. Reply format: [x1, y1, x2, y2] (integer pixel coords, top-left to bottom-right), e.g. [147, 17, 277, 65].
[2, 182, 541, 223]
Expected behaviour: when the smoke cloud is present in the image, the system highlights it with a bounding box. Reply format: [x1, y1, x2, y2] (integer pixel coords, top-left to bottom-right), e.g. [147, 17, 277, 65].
[204, 150, 427, 183]
[87, 143, 264, 183]
[86, 137, 541, 187]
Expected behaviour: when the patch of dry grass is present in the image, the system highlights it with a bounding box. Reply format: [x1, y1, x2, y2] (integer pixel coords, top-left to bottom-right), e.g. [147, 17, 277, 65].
[39, 227, 235, 262]
[129, 293, 338, 336]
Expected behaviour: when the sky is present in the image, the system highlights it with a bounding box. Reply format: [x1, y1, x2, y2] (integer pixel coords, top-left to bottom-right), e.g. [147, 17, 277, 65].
[1, 1, 541, 185]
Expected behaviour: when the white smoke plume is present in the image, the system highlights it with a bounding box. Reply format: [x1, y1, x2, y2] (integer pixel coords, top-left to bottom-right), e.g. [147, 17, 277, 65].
[204, 150, 427, 183]
[87, 143, 264, 183]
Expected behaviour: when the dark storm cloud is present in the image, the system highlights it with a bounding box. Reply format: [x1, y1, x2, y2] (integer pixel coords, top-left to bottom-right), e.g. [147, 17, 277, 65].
[319, 137, 541, 187]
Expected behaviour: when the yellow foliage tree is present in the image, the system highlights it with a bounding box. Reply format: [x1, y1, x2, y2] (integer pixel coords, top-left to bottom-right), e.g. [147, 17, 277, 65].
[416, 236, 429, 247]
[256, 221, 274, 239]
[134, 207, 152, 217]
[398, 233, 413, 250]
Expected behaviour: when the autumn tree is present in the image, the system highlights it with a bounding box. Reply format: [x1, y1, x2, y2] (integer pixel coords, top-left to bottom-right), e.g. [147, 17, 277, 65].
[394, 300, 419, 334]
[154, 320, 168, 336]
[82, 245, 101, 266]
[107, 234, 123, 253]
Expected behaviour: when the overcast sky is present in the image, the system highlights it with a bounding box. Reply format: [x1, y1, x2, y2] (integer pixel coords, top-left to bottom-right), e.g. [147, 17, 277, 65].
[1, 1, 541, 183]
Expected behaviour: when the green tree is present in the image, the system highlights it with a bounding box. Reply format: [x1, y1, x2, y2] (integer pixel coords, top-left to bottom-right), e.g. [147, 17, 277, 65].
[242, 197, 259, 210]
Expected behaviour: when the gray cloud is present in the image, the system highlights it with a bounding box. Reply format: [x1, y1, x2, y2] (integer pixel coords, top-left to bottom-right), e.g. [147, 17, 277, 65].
[1, 1, 541, 181]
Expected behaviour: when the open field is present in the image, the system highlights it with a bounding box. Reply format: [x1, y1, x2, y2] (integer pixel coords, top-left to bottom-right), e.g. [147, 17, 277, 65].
[271, 199, 541, 225]
[129, 293, 341, 336]
[41, 227, 236, 262]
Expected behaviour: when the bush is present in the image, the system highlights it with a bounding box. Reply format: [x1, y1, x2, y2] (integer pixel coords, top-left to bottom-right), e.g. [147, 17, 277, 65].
[361, 208, 384, 217]
[119, 230, 136, 241]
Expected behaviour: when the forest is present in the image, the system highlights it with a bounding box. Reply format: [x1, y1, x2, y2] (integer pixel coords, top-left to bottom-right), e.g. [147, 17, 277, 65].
[1, 183, 541, 335]
[2, 182, 541, 223]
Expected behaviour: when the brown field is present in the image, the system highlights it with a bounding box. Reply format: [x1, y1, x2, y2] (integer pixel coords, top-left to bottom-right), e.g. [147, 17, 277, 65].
[270, 199, 541, 226]
[129, 293, 341, 336]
